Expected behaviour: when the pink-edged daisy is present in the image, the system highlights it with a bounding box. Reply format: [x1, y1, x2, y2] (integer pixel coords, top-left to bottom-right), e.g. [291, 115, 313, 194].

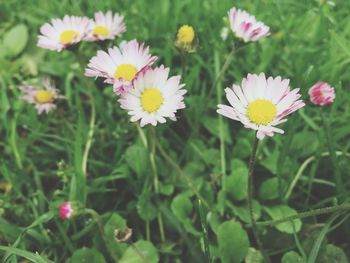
[228, 7, 270, 42]
[217, 73, 305, 140]
[86, 11, 126, 41]
[308, 81, 335, 106]
[38, 15, 90, 52]
[85, 39, 157, 95]
[119, 65, 186, 127]
[19, 79, 63, 114]
[59, 202, 74, 220]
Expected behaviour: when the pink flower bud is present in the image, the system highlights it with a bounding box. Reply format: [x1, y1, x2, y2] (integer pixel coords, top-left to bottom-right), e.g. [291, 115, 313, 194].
[59, 202, 74, 220]
[308, 82, 336, 106]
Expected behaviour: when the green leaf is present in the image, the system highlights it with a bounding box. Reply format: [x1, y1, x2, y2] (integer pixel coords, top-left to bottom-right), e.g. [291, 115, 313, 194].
[232, 138, 251, 159]
[103, 213, 128, 258]
[3, 24, 28, 57]
[264, 205, 302, 234]
[171, 194, 200, 235]
[0, 246, 54, 263]
[282, 251, 305, 263]
[68, 247, 106, 263]
[231, 200, 261, 223]
[259, 178, 287, 201]
[119, 240, 159, 263]
[137, 191, 157, 221]
[319, 244, 349, 263]
[217, 220, 249, 263]
[245, 247, 264, 263]
[125, 144, 149, 177]
[224, 163, 248, 201]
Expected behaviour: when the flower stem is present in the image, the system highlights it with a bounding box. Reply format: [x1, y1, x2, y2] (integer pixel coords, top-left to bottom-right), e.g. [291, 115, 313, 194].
[82, 86, 96, 177]
[198, 199, 212, 263]
[150, 128, 212, 211]
[247, 136, 271, 263]
[257, 203, 350, 227]
[149, 127, 166, 243]
[206, 44, 236, 102]
[321, 111, 344, 200]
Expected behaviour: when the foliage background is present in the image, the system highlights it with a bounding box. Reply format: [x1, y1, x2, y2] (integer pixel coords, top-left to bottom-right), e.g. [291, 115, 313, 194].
[1, 0, 350, 262]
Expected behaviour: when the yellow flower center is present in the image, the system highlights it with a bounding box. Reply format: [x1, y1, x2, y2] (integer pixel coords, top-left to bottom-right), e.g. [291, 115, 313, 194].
[247, 99, 276, 125]
[59, 30, 79, 44]
[114, 64, 137, 81]
[92, 25, 110, 36]
[35, 90, 55, 104]
[141, 88, 164, 113]
[177, 25, 195, 44]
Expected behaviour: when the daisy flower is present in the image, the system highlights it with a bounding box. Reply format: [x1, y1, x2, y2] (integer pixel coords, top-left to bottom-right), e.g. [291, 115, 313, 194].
[59, 202, 74, 220]
[308, 81, 335, 106]
[228, 7, 270, 42]
[86, 11, 126, 41]
[217, 73, 305, 140]
[20, 79, 62, 114]
[38, 15, 90, 52]
[119, 65, 186, 127]
[85, 39, 157, 95]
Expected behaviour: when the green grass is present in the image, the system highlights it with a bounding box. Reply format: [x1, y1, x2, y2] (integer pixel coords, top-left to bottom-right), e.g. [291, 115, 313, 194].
[1, 0, 350, 262]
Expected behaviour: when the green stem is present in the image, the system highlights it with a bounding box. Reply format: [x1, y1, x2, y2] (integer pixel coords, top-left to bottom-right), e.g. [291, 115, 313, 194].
[247, 136, 271, 263]
[85, 209, 117, 261]
[198, 199, 211, 263]
[149, 127, 166, 243]
[321, 112, 344, 200]
[257, 204, 350, 227]
[207, 45, 236, 101]
[145, 221, 150, 241]
[81, 86, 96, 177]
[10, 117, 23, 169]
[55, 219, 75, 253]
[151, 130, 211, 211]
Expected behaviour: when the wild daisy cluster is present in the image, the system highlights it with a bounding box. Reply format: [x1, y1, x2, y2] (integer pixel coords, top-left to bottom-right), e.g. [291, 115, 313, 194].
[37, 11, 126, 52]
[85, 40, 187, 127]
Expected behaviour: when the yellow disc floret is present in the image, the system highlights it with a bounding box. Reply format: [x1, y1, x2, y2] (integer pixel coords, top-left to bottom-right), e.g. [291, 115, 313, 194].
[92, 25, 110, 36]
[247, 99, 277, 125]
[177, 25, 195, 44]
[114, 64, 137, 81]
[141, 88, 164, 113]
[59, 30, 79, 44]
[35, 90, 55, 104]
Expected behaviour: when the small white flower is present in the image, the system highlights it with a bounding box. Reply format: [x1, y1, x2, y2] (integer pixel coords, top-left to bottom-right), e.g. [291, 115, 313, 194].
[19, 79, 63, 114]
[85, 39, 157, 95]
[228, 7, 270, 42]
[119, 66, 186, 127]
[217, 73, 305, 140]
[37, 15, 90, 52]
[86, 11, 126, 41]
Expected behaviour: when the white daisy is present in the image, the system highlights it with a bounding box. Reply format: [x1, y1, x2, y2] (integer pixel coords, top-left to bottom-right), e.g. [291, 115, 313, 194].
[119, 65, 186, 127]
[86, 11, 126, 41]
[217, 73, 305, 140]
[85, 39, 157, 95]
[19, 78, 63, 114]
[37, 15, 90, 52]
[228, 7, 270, 42]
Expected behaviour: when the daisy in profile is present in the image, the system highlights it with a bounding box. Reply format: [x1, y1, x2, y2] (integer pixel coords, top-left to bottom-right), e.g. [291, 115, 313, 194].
[228, 7, 270, 42]
[119, 65, 186, 127]
[217, 73, 304, 139]
[85, 39, 157, 95]
[308, 81, 335, 106]
[20, 78, 63, 114]
[86, 11, 126, 41]
[38, 15, 90, 52]
[59, 202, 74, 220]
